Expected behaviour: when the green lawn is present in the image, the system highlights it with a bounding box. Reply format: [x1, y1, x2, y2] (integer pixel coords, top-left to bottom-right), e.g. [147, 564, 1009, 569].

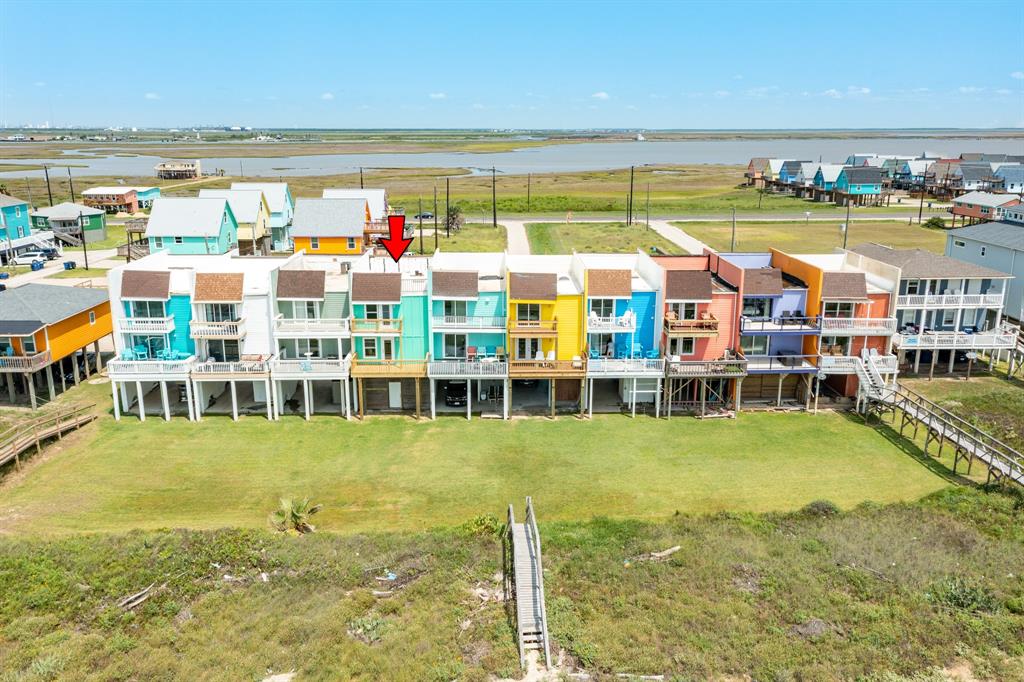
[678, 219, 948, 253]
[45, 266, 110, 280]
[415, 223, 507, 253]
[0, 380, 951, 537]
[62, 223, 128, 252]
[527, 221, 684, 255]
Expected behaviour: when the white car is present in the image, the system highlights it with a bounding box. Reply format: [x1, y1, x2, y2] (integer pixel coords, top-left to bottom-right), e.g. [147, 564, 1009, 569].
[11, 251, 48, 266]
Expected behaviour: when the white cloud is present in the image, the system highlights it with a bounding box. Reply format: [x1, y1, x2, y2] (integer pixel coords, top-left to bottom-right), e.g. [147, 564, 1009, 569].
[428, 92, 446, 100]
[958, 86, 984, 94]
[321, 92, 335, 101]
[33, 81, 45, 87]
[1011, 71, 1024, 80]
[823, 88, 842, 99]
[648, 93, 666, 100]
[847, 85, 871, 95]
[591, 91, 610, 100]
[144, 92, 160, 100]
[713, 90, 731, 98]
[744, 86, 780, 98]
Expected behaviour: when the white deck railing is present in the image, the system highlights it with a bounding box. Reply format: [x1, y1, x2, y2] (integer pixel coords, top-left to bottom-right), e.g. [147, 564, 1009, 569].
[665, 358, 748, 377]
[115, 316, 176, 335]
[586, 315, 637, 333]
[896, 292, 1004, 308]
[189, 319, 246, 338]
[428, 359, 508, 376]
[107, 356, 195, 377]
[191, 355, 273, 375]
[430, 315, 507, 329]
[895, 326, 1019, 350]
[274, 315, 351, 335]
[270, 355, 352, 376]
[0, 351, 52, 373]
[820, 317, 897, 335]
[587, 358, 664, 375]
[818, 355, 860, 374]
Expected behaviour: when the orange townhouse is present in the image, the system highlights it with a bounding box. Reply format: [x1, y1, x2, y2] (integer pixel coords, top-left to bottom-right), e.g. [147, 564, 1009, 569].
[291, 198, 369, 255]
[0, 283, 112, 408]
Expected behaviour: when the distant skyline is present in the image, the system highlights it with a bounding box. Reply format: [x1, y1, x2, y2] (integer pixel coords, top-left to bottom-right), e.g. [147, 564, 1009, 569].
[1, 0, 1022, 130]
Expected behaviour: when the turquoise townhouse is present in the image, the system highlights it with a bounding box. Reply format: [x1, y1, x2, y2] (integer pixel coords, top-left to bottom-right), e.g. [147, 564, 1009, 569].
[145, 197, 239, 255]
[833, 167, 886, 206]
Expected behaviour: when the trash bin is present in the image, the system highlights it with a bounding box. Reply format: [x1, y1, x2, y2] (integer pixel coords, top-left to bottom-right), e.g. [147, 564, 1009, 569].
[63, 261, 77, 271]
[0, 272, 9, 280]
[30, 260, 44, 272]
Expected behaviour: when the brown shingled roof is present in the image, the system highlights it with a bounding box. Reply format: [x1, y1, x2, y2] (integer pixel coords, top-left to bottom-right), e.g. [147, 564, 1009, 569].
[121, 270, 170, 300]
[509, 272, 556, 301]
[743, 268, 784, 296]
[351, 272, 402, 303]
[821, 272, 868, 301]
[277, 270, 326, 300]
[432, 271, 478, 299]
[665, 270, 713, 301]
[193, 273, 244, 303]
[586, 269, 631, 298]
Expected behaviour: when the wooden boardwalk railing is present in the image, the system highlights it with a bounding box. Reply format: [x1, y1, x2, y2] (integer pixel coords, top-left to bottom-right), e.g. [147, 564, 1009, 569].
[0, 404, 96, 470]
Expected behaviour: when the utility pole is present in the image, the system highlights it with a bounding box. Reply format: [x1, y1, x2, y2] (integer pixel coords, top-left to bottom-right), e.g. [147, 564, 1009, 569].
[25, 177, 33, 207]
[445, 177, 451, 238]
[43, 165, 53, 206]
[67, 167, 76, 203]
[645, 183, 650, 228]
[239, 160, 244, 178]
[359, 167, 364, 189]
[491, 166, 497, 228]
[917, 173, 927, 224]
[843, 201, 852, 250]
[433, 184, 439, 252]
[418, 197, 424, 255]
[730, 207, 737, 251]
[527, 173, 531, 213]
[79, 212, 90, 270]
[628, 165, 635, 225]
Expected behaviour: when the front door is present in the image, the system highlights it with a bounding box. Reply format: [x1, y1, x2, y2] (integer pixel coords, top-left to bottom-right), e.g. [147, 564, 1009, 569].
[516, 337, 540, 360]
[388, 381, 402, 408]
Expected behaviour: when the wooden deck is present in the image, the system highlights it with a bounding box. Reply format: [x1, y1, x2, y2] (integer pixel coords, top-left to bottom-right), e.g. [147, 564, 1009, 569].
[664, 316, 719, 338]
[509, 320, 558, 338]
[509, 359, 586, 378]
[350, 358, 427, 378]
[0, 404, 96, 469]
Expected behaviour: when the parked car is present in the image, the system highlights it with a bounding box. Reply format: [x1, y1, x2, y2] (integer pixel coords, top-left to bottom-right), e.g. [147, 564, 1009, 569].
[40, 247, 60, 260]
[444, 380, 468, 407]
[413, 212, 434, 220]
[12, 251, 48, 266]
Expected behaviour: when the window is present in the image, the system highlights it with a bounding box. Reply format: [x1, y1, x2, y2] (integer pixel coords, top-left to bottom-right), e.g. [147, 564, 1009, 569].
[668, 337, 694, 356]
[310, 237, 320, 250]
[591, 333, 613, 357]
[174, 236, 184, 244]
[820, 335, 850, 355]
[131, 300, 165, 318]
[443, 334, 467, 359]
[443, 300, 467, 318]
[823, 302, 855, 318]
[980, 246, 986, 257]
[347, 237, 356, 250]
[14, 207, 20, 218]
[363, 337, 378, 359]
[668, 302, 697, 320]
[905, 279, 921, 295]
[295, 338, 320, 357]
[0, 337, 10, 355]
[22, 337, 36, 354]
[206, 339, 240, 363]
[205, 303, 237, 322]
[516, 337, 541, 360]
[363, 304, 390, 320]
[740, 335, 769, 355]
[153, 237, 164, 250]
[589, 299, 615, 317]
[516, 303, 540, 321]
[953, 240, 966, 248]
[89, 311, 96, 325]
[941, 310, 956, 326]
[742, 297, 771, 318]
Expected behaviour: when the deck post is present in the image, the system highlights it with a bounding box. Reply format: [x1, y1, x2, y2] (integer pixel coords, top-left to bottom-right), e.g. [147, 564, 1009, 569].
[111, 381, 121, 420]
[303, 380, 311, 421]
[415, 378, 422, 420]
[814, 377, 820, 414]
[5, 373, 14, 402]
[93, 341, 102, 373]
[429, 378, 436, 420]
[136, 380, 145, 422]
[804, 375, 812, 411]
[947, 352, 955, 374]
[503, 378, 510, 419]
[776, 373, 784, 407]
[699, 378, 706, 417]
[467, 379, 472, 421]
[588, 378, 593, 418]
[230, 381, 238, 422]
[60, 358, 66, 393]
[46, 367, 55, 401]
[632, 378, 638, 418]
[83, 346, 91, 379]
[160, 381, 170, 421]
[185, 380, 195, 421]
[929, 351, 937, 380]
[72, 353, 80, 386]
[735, 378, 742, 416]
[550, 379, 556, 419]
[654, 377, 661, 418]
[344, 378, 352, 420]
[358, 378, 365, 420]
[580, 378, 586, 418]
[266, 378, 274, 421]
[913, 350, 921, 374]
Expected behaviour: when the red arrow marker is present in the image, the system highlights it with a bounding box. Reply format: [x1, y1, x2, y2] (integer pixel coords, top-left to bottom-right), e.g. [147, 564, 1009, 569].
[378, 214, 413, 263]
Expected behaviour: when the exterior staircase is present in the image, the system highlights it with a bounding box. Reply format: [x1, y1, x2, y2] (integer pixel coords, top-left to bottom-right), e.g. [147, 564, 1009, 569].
[506, 497, 550, 670]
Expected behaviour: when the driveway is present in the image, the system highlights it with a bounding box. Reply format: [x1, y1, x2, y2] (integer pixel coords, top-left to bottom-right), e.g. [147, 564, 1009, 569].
[504, 219, 530, 255]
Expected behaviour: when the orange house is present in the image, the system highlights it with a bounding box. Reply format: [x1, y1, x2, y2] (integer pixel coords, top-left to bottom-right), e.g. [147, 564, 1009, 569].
[0, 283, 112, 407]
[291, 197, 369, 255]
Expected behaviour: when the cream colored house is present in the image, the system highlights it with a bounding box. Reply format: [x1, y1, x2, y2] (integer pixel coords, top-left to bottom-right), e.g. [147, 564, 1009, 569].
[198, 189, 271, 254]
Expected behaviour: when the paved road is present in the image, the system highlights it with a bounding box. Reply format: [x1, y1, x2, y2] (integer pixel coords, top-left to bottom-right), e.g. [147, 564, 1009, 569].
[2, 248, 119, 288]
[648, 220, 709, 254]
[504, 220, 530, 255]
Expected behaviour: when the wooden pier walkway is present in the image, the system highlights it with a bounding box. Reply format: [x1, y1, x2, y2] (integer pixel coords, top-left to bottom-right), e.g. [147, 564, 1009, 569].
[0, 404, 96, 470]
[506, 497, 551, 669]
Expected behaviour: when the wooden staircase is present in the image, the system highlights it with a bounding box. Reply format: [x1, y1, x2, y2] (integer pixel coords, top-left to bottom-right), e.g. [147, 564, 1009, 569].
[506, 497, 551, 669]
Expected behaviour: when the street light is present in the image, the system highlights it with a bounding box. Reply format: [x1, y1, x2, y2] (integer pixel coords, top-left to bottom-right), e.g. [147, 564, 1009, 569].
[804, 211, 811, 226]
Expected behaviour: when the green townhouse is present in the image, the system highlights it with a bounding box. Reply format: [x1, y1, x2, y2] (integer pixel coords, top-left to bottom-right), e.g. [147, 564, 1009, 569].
[145, 197, 239, 255]
[31, 202, 107, 244]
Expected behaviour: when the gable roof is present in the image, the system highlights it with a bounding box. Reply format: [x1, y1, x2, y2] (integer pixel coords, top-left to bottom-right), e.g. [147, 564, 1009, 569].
[780, 160, 810, 177]
[957, 164, 997, 183]
[146, 198, 229, 238]
[840, 167, 885, 184]
[0, 283, 108, 335]
[901, 159, 931, 176]
[432, 270, 479, 299]
[322, 189, 387, 221]
[31, 202, 105, 220]
[995, 165, 1024, 183]
[509, 272, 557, 300]
[351, 272, 402, 303]
[664, 270, 713, 301]
[198, 189, 266, 223]
[820, 272, 868, 301]
[81, 186, 136, 196]
[953, 191, 1020, 208]
[587, 269, 632, 298]
[276, 269, 326, 300]
[0, 193, 29, 208]
[193, 273, 245, 302]
[121, 270, 171, 300]
[743, 268, 784, 296]
[230, 182, 290, 213]
[291, 198, 367, 238]
[815, 164, 846, 183]
[949, 222, 1024, 252]
[850, 244, 1010, 279]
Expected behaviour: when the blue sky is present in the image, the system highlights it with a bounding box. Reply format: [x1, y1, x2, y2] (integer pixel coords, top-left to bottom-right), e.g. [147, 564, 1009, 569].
[2, 0, 1022, 129]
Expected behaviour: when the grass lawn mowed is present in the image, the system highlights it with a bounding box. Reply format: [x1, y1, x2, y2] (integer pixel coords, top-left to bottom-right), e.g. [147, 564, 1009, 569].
[527, 221, 684, 255]
[0, 382, 950, 536]
[415, 223, 507, 253]
[678, 219, 948, 254]
[45, 267, 110, 280]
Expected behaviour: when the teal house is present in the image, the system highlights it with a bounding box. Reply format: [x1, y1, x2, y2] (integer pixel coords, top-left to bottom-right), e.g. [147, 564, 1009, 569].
[834, 167, 885, 206]
[31, 202, 107, 243]
[428, 253, 507, 360]
[0, 193, 32, 242]
[117, 269, 195, 358]
[145, 197, 238, 255]
[132, 187, 162, 209]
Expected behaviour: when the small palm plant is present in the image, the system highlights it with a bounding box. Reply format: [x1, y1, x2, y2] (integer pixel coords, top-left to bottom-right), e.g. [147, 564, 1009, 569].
[269, 497, 323, 534]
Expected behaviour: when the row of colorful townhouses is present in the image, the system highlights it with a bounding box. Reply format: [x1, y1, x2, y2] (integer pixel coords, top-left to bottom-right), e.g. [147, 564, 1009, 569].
[99, 198, 1018, 422]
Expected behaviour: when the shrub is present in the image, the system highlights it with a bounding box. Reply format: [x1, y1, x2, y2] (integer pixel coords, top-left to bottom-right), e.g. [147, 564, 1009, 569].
[926, 576, 999, 614]
[802, 500, 841, 517]
[461, 514, 504, 537]
[923, 216, 946, 230]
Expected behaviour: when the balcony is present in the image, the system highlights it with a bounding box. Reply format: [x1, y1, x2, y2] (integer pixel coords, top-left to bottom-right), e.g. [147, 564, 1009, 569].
[665, 357, 747, 378]
[894, 324, 1019, 350]
[270, 354, 352, 378]
[743, 354, 819, 373]
[351, 318, 403, 335]
[191, 354, 273, 376]
[740, 316, 820, 334]
[0, 351, 52, 373]
[431, 315, 507, 330]
[428, 358, 509, 377]
[189, 319, 246, 339]
[107, 356, 195, 379]
[116, 315, 176, 335]
[274, 315, 351, 337]
[586, 314, 637, 334]
[509, 319, 558, 337]
[350, 357, 427, 378]
[819, 317, 897, 336]
[895, 292, 1004, 308]
[664, 315, 719, 338]
[509, 358, 586, 377]
[817, 355, 860, 374]
[587, 357, 665, 376]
